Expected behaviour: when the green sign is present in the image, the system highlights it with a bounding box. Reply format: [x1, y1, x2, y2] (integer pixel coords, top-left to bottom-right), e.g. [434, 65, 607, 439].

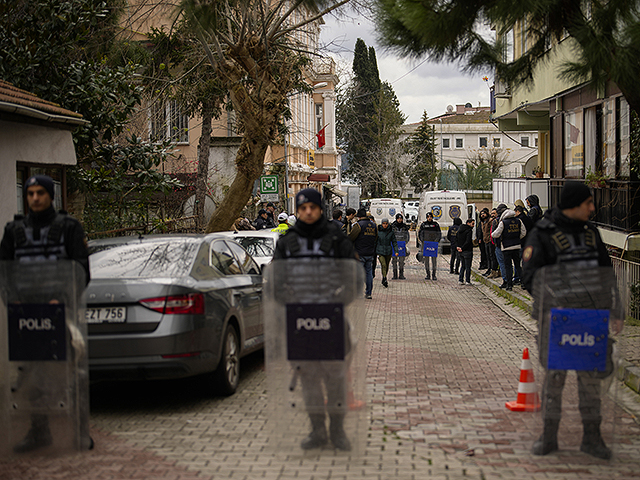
[260, 175, 279, 194]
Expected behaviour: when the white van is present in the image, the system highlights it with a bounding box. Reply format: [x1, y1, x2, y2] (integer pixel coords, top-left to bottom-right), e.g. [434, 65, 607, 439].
[368, 198, 404, 224]
[403, 201, 419, 225]
[417, 190, 476, 251]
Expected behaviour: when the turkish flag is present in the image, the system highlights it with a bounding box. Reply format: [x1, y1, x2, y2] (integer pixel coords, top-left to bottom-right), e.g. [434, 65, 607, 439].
[316, 125, 327, 148]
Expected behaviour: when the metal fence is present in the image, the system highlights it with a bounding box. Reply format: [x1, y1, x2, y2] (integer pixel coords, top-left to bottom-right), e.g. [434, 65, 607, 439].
[612, 256, 640, 320]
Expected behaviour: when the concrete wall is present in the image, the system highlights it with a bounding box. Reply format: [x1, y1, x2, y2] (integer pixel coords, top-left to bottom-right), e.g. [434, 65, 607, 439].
[0, 121, 77, 228]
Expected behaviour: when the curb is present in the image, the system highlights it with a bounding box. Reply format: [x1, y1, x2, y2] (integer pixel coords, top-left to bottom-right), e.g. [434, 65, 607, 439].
[470, 265, 640, 397]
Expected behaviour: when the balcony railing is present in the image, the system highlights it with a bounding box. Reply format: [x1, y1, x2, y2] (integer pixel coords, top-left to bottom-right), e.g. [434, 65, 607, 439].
[549, 179, 640, 233]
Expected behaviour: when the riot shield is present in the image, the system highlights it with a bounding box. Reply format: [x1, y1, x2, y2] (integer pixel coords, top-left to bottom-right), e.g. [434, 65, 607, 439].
[0, 260, 90, 457]
[531, 264, 624, 459]
[264, 258, 366, 456]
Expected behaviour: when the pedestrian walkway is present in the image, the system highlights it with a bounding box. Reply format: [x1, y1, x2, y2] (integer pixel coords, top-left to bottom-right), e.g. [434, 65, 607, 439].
[2, 252, 640, 480]
[457, 248, 640, 397]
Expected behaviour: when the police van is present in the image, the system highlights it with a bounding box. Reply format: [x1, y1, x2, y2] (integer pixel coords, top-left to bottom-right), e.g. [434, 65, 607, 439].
[368, 198, 404, 224]
[417, 190, 477, 252]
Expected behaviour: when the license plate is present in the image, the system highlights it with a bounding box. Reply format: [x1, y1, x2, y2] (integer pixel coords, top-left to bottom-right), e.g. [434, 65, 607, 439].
[85, 307, 127, 324]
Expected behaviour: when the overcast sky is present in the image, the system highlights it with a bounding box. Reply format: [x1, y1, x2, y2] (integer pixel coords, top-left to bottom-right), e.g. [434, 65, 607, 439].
[319, 13, 492, 125]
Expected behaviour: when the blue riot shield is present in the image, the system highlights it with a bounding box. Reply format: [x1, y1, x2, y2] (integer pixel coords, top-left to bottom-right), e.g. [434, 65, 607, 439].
[0, 260, 90, 457]
[264, 258, 366, 457]
[530, 264, 624, 459]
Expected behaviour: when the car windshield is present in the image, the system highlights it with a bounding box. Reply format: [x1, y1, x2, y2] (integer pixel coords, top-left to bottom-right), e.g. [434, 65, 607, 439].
[235, 237, 275, 258]
[90, 240, 199, 278]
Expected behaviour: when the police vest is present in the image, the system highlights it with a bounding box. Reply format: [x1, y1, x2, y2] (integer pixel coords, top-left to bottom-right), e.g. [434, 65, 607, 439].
[12, 214, 69, 262]
[278, 230, 341, 258]
[550, 228, 599, 268]
[501, 217, 522, 249]
[354, 219, 376, 256]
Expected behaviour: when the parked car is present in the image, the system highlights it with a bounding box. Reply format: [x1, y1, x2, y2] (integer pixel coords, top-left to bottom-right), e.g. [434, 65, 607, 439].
[86, 234, 263, 395]
[219, 229, 281, 270]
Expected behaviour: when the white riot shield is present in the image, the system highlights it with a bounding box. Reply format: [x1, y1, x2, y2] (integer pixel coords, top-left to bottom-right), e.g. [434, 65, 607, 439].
[531, 264, 624, 459]
[0, 260, 90, 457]
[264, 258, 366, 456]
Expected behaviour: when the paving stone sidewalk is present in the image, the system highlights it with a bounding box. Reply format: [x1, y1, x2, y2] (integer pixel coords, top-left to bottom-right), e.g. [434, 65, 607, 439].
[2, 239, 640, 480]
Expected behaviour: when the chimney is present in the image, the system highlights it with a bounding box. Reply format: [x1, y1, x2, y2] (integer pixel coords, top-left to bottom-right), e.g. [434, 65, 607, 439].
[456, 105, 465, 114]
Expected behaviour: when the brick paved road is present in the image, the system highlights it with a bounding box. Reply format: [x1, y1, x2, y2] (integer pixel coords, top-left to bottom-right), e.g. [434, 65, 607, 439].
[2, 244, 640, 480]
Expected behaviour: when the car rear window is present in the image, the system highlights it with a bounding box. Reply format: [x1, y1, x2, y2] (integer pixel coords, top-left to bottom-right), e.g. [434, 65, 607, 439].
[90, 240, 199, 278]
[235, 237, 275, 258]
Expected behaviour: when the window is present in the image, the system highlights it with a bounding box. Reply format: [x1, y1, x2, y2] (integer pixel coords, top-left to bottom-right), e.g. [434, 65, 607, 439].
[520, 136, 529, 147]
[493, 137, 501, 148]
[150, 100, 189, 144]
[479, 137, 488, 148]
[442, 138, 450, 149]
[455, 138, 464, 149]
[503, 29, 514, 62]
[210, 241, 242, 275]
[564, 110, 584, 178]
[226, 241, 260, 275]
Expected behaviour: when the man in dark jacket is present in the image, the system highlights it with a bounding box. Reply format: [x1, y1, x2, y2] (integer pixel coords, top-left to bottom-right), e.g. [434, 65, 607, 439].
[446, 217, 462, 274]
[1, 175, 90, 453]
[522, 181, 619, 460]
[348, 208, 377, 299]
[273, 188, 356, 451]
[0, 175, 89, 281]
[418, 212, 442, 280]
[526, 194, 543, 224]
[255, 209, 275, 229]
[456, 218, 475, 285]
[391, 213, 410, 280]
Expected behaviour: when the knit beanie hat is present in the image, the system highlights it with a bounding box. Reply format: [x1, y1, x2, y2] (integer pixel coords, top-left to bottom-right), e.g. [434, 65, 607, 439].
[356, 208, 367, 218]
[25, 175, 55, 200]
[296, 188, 322, 209]
[558, 181, 592, 210]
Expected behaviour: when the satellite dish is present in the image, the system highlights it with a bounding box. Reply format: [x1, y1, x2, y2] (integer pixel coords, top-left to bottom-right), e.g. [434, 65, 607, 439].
[446, 105, 454, 113]
[465, 102, 472, 108]
[183, 194, 216, 219]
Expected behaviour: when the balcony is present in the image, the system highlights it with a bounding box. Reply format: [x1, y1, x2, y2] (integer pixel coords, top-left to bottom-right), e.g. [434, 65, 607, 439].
[549, 179, 640, 234]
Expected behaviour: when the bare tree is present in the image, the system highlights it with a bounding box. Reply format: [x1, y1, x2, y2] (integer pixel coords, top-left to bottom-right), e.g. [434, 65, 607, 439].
[176, 0, 350, 232]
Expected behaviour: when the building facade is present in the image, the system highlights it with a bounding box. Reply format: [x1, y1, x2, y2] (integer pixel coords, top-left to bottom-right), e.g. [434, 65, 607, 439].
[399, 104, 538, 198]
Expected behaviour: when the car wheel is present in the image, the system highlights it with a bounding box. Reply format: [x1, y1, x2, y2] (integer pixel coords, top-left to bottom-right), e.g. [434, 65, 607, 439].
[212, 324, 240, 396]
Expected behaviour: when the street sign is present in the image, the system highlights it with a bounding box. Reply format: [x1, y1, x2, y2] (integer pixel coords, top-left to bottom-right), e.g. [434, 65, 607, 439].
[260, 175, 279, 194]
[261, 194, 280, 202]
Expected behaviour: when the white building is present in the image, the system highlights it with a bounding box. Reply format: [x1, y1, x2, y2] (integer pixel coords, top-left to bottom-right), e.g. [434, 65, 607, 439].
[399, 104, 539, 197]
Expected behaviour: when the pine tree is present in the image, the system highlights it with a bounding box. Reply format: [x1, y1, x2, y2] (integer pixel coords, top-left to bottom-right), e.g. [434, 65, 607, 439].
[338, 38, 406, 197]
[405, 111, 438, 193]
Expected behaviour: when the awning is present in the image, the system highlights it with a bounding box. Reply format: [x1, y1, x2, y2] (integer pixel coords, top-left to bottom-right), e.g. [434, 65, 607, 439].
[324, 185, 348, 198]
[307, 173, 330, 182]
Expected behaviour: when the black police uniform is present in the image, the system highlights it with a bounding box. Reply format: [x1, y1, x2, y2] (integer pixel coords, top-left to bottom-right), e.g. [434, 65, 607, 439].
[1, 204, 90, 453]
[522, 207, 613, 459]
[273, 215, 356, 450]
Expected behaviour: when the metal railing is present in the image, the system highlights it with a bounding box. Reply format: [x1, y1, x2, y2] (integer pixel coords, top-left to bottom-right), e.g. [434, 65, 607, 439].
[549, 179, 640, 233]
[612, 256, 640, 320]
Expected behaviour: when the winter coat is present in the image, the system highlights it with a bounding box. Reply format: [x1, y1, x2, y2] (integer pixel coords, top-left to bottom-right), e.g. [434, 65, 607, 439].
[376, 224, 398, 256]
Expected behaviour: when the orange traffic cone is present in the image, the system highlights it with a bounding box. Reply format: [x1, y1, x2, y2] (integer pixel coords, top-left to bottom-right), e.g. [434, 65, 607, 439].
[505, 348, 541, 412]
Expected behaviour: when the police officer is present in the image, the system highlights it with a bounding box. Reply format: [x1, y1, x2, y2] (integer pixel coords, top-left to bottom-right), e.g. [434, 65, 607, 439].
[391, 213, 410, 280]
[272, 212, 291, 234]
[0, 175, 90, 453]
[418, 212, 441, 280]
[522, 181, 620, 459]
[349, 208, 377, 299]
[273, 188, 356, 450]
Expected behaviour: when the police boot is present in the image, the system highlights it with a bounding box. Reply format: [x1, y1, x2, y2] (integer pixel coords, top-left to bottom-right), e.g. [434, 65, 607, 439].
[424, 271, 430, 280]
[532, 418, 559, 455]
[399, 269, 406, 280]
[13, 414, 52, 453]
[432, 270, 437, 281]
[580, 421, 611, 460]
[329, 414, 351, 451]
[300, 414, 328, 450]
[392, 268, 398, 280]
